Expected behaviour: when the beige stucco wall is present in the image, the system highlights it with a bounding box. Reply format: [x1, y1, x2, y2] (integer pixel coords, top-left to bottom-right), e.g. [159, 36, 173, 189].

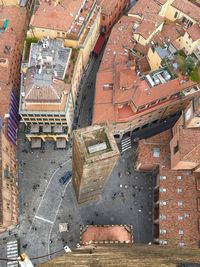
[147, 47, 162, 71]
[80, 10, 101, 67]
[71, 51, 83, 104]
[0, 0, 19, 5]
[164, 4, 197, 23]
[179, 32, 200, 55]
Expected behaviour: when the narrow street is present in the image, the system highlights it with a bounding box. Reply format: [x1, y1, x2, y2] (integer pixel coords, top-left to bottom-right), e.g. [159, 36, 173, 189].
[74, 48, 105, 129]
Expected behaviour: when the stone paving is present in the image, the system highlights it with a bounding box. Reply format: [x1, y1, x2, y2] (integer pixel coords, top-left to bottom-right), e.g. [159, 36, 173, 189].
[0, 128, 153, 266]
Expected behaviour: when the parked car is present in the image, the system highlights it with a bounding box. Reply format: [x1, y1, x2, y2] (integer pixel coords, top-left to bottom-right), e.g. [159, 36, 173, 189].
[59, 171, 72, 185]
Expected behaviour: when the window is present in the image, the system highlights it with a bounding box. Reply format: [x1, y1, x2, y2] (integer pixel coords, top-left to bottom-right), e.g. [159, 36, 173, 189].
[177, 188, 183, 193]
[153, 147, 160, 158]
[160, 176, 167, 180]
[179, 229, 184, 235]
[174, 11, 178, 19]
[160, 214, 167, 220]
[178, 215, 184, 221]
[173, 142, 179, 154]
[7, 203, 10, 210]
[178, 201, 183, 207]
[179, 241, 185, 247]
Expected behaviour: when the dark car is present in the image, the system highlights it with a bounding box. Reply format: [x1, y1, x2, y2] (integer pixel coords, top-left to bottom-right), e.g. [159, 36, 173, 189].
[59, 171, 72, 185]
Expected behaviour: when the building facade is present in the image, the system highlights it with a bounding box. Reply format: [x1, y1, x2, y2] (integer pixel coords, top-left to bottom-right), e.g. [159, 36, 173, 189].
[135, 97, 200, 247]
[0, 6, 27, 232]
[72, 124, 119, 203]
[0, 128, 18, 233]
[19, 39, 76, 146]
[97, 0, 129, 36]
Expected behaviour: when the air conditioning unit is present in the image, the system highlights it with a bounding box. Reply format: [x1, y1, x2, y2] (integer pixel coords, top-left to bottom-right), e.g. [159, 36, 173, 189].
[160, 175, 166, 180]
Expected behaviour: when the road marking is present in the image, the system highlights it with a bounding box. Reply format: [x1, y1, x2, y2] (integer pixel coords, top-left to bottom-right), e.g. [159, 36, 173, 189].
[47, 179, 72, 257]
[35, 215, 54, 224]
[28, 158, 72, 234]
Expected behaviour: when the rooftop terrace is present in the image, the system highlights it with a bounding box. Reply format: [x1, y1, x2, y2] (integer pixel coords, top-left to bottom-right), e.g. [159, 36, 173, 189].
[20, 39, 72, 106]
[28, 39, 71, 81]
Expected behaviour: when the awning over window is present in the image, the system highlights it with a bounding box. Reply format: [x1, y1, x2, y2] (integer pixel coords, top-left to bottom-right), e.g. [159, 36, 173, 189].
[93, 35, 105, 56]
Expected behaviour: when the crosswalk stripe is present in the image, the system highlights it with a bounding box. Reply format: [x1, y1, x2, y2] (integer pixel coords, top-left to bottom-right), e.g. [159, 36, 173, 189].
[7, 246, 18, 251]
[121, 138, 131, 143]
[121, 146, 131, 152]
[7, 261, 18, 265]
[121, 143, 131, 148]
[7, 241, 17, 245]
[7, 251, 18, 256]
[121, 142, 131, 147]
[121, 143, 132, 148]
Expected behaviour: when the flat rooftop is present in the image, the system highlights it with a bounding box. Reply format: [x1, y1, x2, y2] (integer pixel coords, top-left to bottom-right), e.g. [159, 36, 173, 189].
[28, 39, 71, 81]
[73, 125, 119, 160]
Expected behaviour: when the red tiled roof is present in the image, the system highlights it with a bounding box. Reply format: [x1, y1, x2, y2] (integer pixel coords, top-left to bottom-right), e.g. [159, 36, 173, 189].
[179, 128, 200, 163]
[30, 0, 82, 32]
[128, 0, 161, 16]
[81, 225, 133, 245]
[186, 23, 200, 41]
[131, 78, 196, 108]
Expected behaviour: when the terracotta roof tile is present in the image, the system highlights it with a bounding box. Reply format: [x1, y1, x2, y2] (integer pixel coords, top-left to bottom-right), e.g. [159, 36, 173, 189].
[186, 23, 200, 41]
[81, 225, 133, 245]
[128, 0, 161, 16]
[30, 0, 83, 32]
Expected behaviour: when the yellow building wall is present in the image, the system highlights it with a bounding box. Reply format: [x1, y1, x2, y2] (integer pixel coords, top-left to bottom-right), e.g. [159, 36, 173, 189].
[28, 26, 58, 39]
[179, 32, 200, 55]
[80, 11, 101, 67]
[0, 0, 19, 5]
[164, 4, 197, 23]
[65, 92, 74, 134]
[71, 51, 83, 104]
[64, 39, 79, 48]
[158, 0, 173, 17]
[147, 47, 162, 71]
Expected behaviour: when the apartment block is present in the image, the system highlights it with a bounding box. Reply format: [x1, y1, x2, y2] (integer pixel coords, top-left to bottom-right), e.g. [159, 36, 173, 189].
[72, 124, 119, 203]
[19, 39, 77, 147]
[93, 0, 200, 141]
[135, 97, 200, 248]
[28, 0, 101, 68]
